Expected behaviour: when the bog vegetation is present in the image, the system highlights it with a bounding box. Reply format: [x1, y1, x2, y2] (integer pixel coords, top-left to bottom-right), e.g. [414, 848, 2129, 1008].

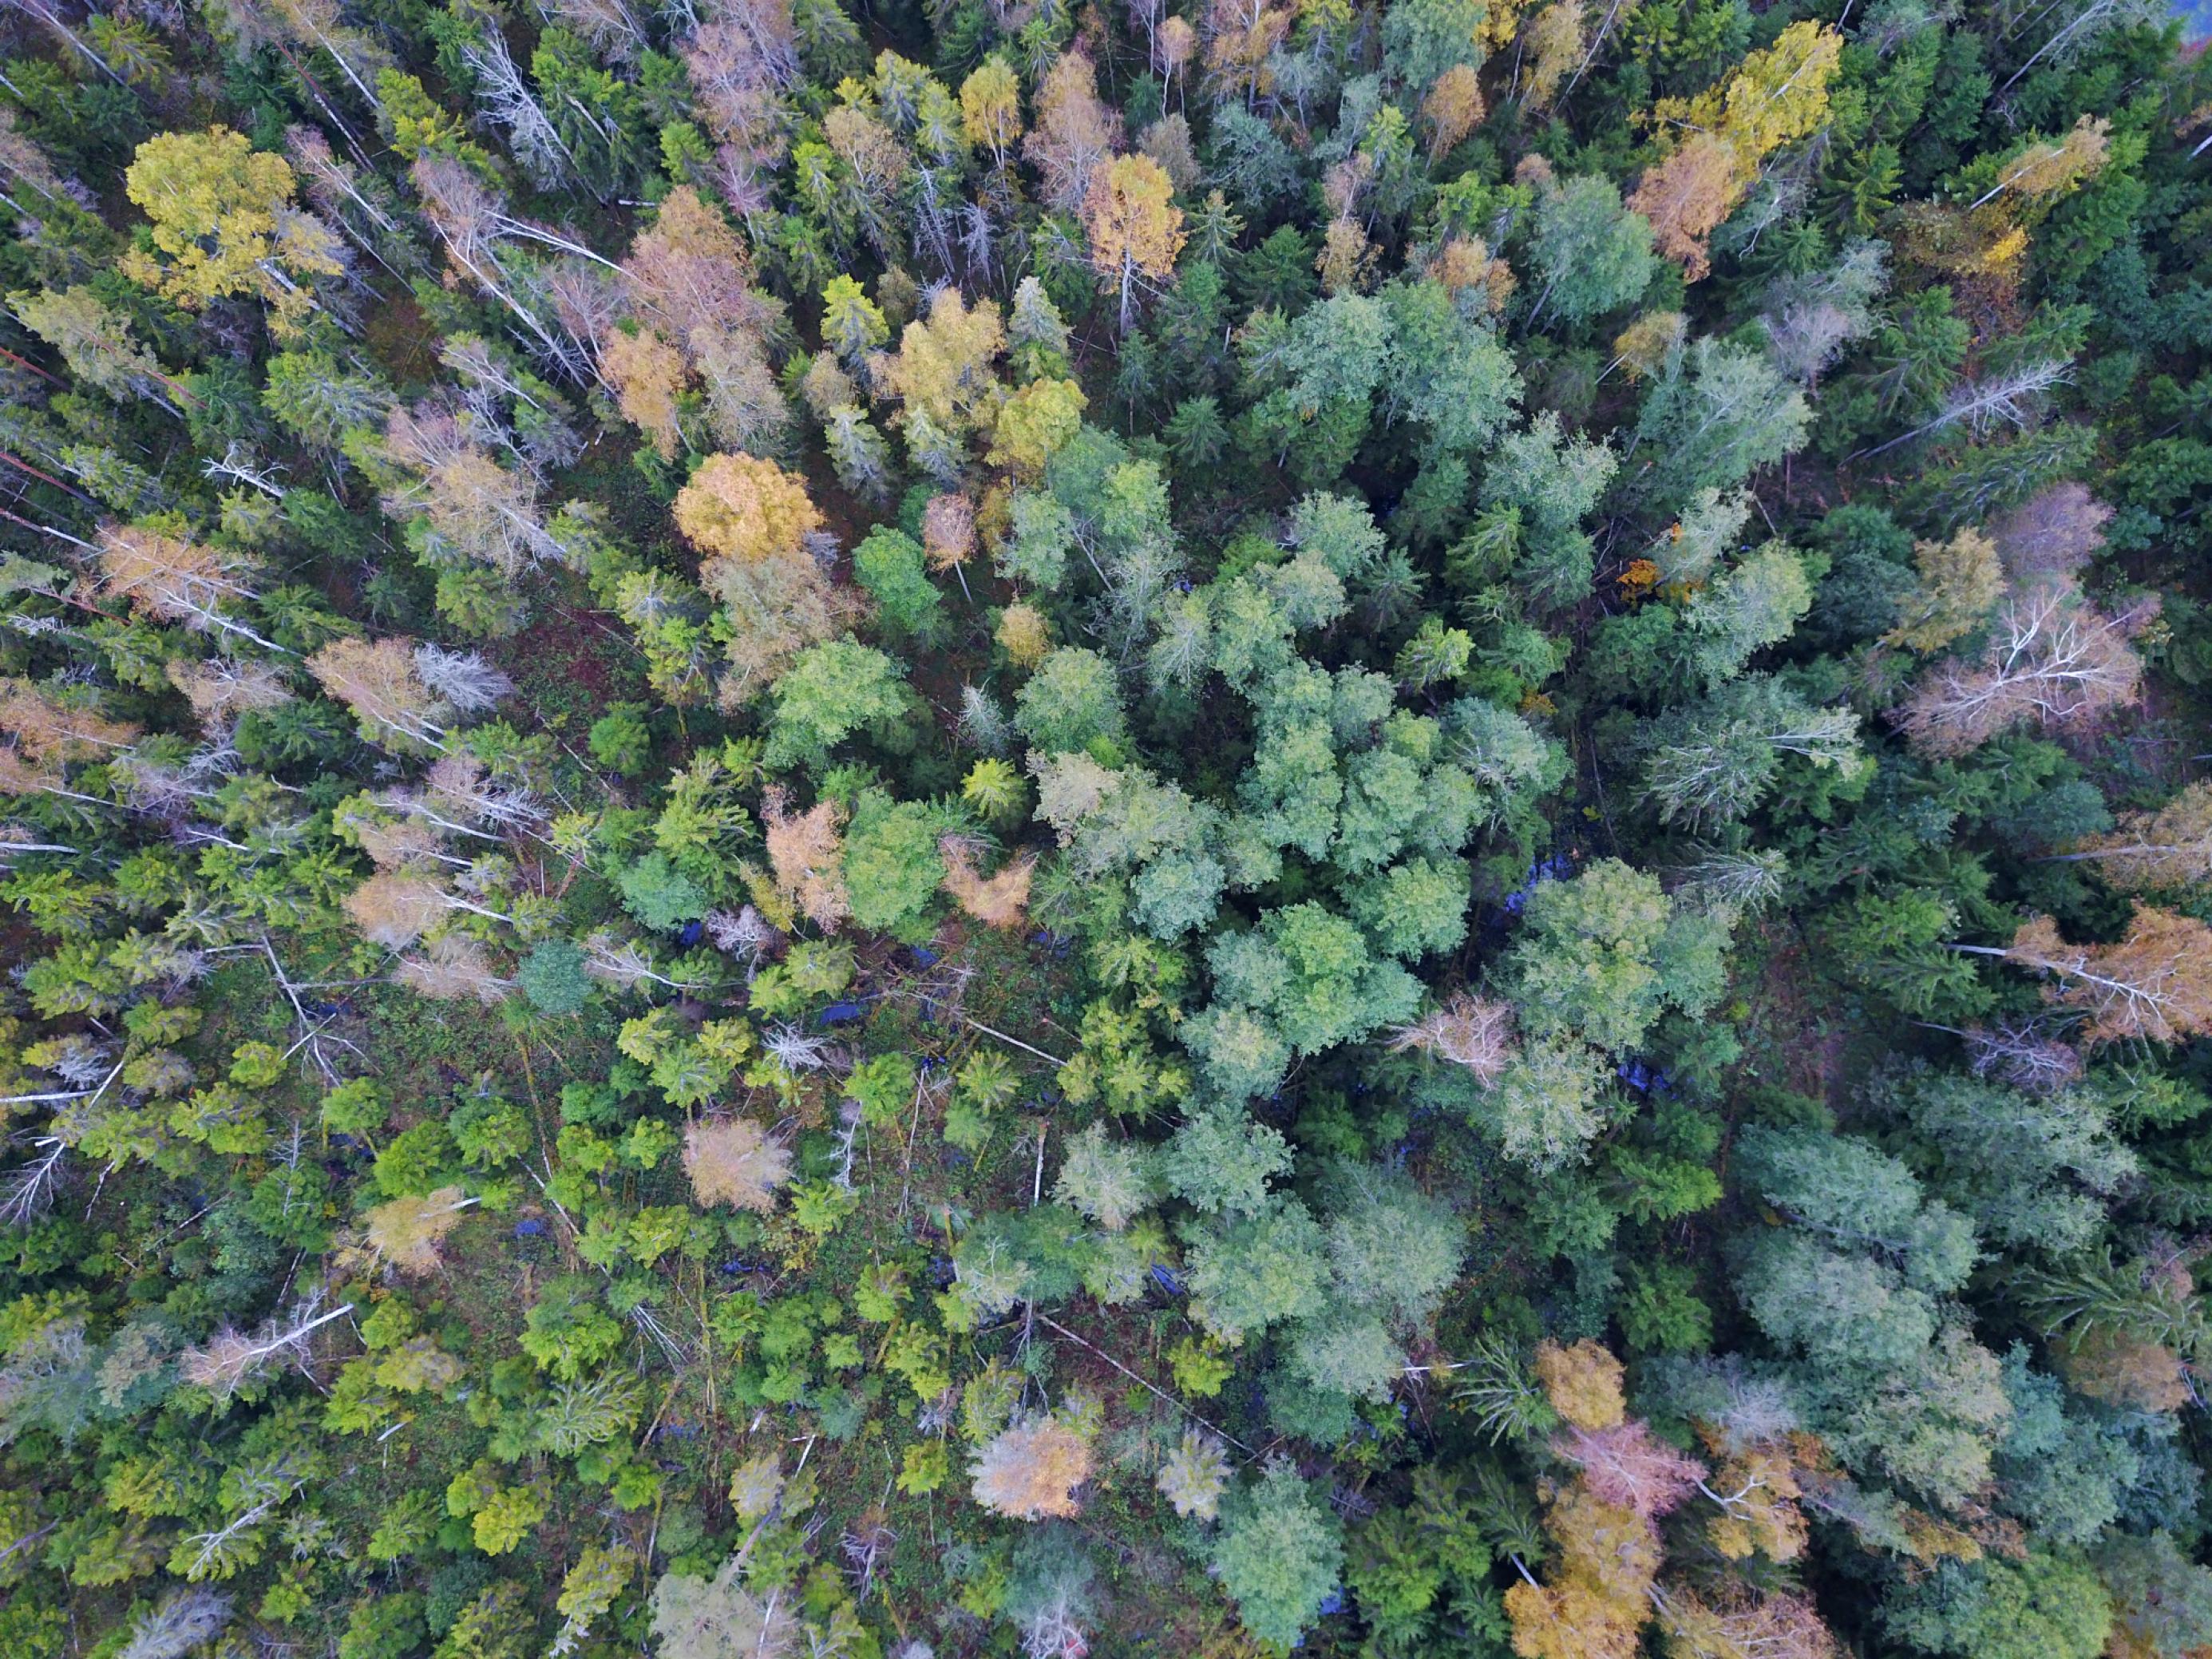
[3, 0, 2212, 1653]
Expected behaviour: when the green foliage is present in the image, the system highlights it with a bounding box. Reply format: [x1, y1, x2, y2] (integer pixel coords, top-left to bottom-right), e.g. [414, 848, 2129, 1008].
[764, 640, 911, 771]
[1880, 1550, 2113, 1659]
[11, 5, 2212, 1653]
[619, 852, 710, 932]
[1506, 860, 1731, 1054]
[1212, 1459, 1346, 1649]
[1015, 647, 1127, 756]
[517, 940, 592, 1016]
[853, 527, 945, 639]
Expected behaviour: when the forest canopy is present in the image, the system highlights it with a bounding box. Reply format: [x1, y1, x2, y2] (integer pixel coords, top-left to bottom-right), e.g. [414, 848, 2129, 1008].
[2, 0, 2212, 1654]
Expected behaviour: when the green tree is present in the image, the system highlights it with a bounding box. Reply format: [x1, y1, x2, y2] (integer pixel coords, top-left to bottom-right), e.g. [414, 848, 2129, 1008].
[852, 526, 946, 640]
[1015, 647, 1128, 755]
[1505, 860, 1729, 1053]
[1212, 1459, 1347, 1650]
[1530, 176, 1657, 326]
[764, 640, 912, 771]
[1880, 1550, 2112, 1659]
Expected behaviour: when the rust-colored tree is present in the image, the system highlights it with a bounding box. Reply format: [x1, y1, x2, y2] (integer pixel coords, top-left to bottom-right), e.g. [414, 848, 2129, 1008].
[98, 526, 277, 651]
[2049, 781, 2212, 891]
[1552, 1419, 1706, 1518]
[1627, 134, 1740, 283]
[602, 327, 692, 460]
[762, 785, 850, 931]
[310, 637, 447, 753]
[1973, 909, 2212, 1046]
[1024, 50, 1122, 212]
[1649, 1583, 1840, 1659]
[940, 836, 1035, 928]
[1988, 482, 2110, 580]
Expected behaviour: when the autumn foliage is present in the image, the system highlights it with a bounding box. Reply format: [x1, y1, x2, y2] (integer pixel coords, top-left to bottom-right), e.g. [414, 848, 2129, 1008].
[971, 1412, 1095, 1519]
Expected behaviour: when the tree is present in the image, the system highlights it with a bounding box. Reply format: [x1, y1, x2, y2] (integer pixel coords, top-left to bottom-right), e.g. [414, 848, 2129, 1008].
[1554, 1419, 1706, 1517]
[1321, 1162, 1466, 1324]
[1884, 529, 2005, 654]
[851, 526, 944, 640]
[1879, 1551, 2112, 1659]
[1871, 1068, 2131, 1256]
[1625, 339, 1810, 517]
[1147, 1430, 1229, 1520]
[1985, 909, 2212, 1046]
[10, 287, 168, 401]
[308, 638, 449, 754]
[121, 128, 340, 333]
[1631, 22, 1842, 282]
[1391, 992, 1517, 1084]
[1628, 135, 1743, 283]
[877, 286, 1006, 447]
[1053, 1122, 1159, 1229]
[683, 1118, 790, 1212]
[1015, 647, 1127, 754]
[1637, 675, 1862, 831]
[117, 1590, 232, 1659]
[1212, 1459, 1345, 1650]
[517, 941, 592, 1016]
[1896, 582, 2143, 757]
[763, 640, 909, 771]
[940, 836, 1034, 928]
[1024, 50, 1120, 212]
[1086, 154, 1186, 331]
[98, 527, 275, 650]
[1990, 482, 2110, 580]
[2052, 781, 2212, 889]
[1190, 903, 1421, 1095]
[972, 1412, 1095, 1518]
[649, 1560, 801, 1659]
[1504, 1483, 1662, 1659]
[1506, 859, 1729, 1053]
[1735, 1123, 1978, 1292]
[761, 786, 849, 930]
[2096, 1532, 2212, 1659]
[601, 327, 691, 459]
[1530, 175, 1656, 325]
[1184, 1196, 1331, 1341]
[818, 276, 888, 368]
[674, 453, 822, 566]
[960, 57, 1023, 167]
[1474, 1035, 1615, 1170]
[841, 789, 947, 932]
[1162, 1099, 1294, 1217]
[362, 1188, 475, 1276]
[988, 377, 1088, 477]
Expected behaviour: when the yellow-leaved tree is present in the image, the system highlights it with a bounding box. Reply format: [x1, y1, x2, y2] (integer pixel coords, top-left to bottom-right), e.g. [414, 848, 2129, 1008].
[674, 453, 823, 566]
[1086, 152, 1187, 331]
[122, 127, 341, 335]
[1629, 23, 1842, 281]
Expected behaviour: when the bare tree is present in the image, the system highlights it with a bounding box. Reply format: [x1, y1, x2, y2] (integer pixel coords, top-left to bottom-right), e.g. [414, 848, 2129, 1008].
[181, 1294, 355, 1400]
[1858, 358, 2072, 457]
[1390, 993, 1517, 1086]
[1896, 580, 2142, 757]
